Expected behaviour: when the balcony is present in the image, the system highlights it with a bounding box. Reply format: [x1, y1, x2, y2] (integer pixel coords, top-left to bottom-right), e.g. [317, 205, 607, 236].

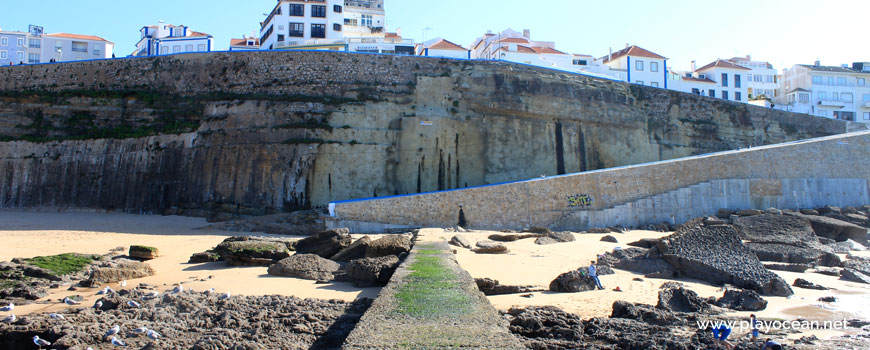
[818, 99, 846, 107]
[863, 102, 870, 108]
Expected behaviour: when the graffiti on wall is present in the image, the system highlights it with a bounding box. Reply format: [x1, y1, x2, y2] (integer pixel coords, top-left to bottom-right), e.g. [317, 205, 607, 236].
[567, 193, 593, 208]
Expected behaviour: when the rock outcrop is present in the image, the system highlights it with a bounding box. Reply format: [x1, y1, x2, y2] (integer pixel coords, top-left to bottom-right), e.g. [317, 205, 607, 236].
[448, 235, 472, 249]
[88, 261, 155, 285]
[294, 229, 353, 259]
[793, 278, 828, 290]
[128, 245, 159, 260]
[714, 289, 767, 311]
[345, 256, 400, 286]
[212, 236, 293, 266]
[267, 254, 340, 281]
[549, 270, 599, 293]
[786, 213, 868, 243]
[365, 235, 412, 258]
[656, 283, 712, 313]
[474, 278, 543, 296]
[330, 236, 371, 262]
[473, 241, 509, 254]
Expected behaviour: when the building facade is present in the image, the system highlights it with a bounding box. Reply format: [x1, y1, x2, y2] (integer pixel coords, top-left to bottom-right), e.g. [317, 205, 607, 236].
[229, 36, 260, 51]
[0, 29, 27, 65]
[775, 62, 870, 122]
[342, 0, 385, 38]
[259, 0, 345, 50]
[134, 23, 213, 56]
[601, 45, 668, 88]
[725, 55, 778, 99]
[693, 60, 751, 102]
[1, 26, 113, 64]
[415, 38, 469, 59]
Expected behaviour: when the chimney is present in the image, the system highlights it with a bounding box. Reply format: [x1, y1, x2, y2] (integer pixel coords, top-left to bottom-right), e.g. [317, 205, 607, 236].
[815, 59, 820, 66]
[691, 60, 696, 72]
[396, 28, 402, 37]
[523, 29, 530, 39]
[625, 43, 629, 48]
[608, 47, 612, 61]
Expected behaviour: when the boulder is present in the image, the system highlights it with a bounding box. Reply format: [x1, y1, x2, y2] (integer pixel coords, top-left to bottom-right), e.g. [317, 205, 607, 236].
[608, 227, 624, 234]
[826, 239, 867, 254]
[88, 261, 155, 285]
[763, 263, 811, 273]
[129, 245, 159, 260]
[818, 296, 838, 303]
[732, 214, 820, 247]
[765, 208, 783, 215]
[818, 205, 842, 215]
[793, 278, 828, 290]
[267, 254, 340, 281]
[841, 268, 870, 284]
[587, 228, 611, 234]
[366, 235, 412, 258]
[549, 270, 598, 293]
[188, 251, 221, 263]
[714, 289, 767, 311]
[611, 300, 679, 326]
[488, 233, 520, 242]
[656, 218, 793, 296]
[627, 238, 659, 249]
[475, 278, 543, 296]
[656, 284, 712, 313]
[345, 256, 400, 286]
[294, 229, 353, 258]
[716, 208, 736, 219]
[523, 227, 552, 235]
[598, 247, 674, 278]
[547, 232, 576, 243]
[600, 235, 619, 243]
[213, 237, 292, 266]
[786, 212, 868, 243]
[842, 257, 870, 276]
[736, 209, 764, 216]
[800, 209, 820, 215]
[534, 237, 560, 245]
[746, 243, 838, 266]
[814, 267, 842, 276]
[330, 236, 371, 262]
[596, 265, 615, 275]
[473, 241, 509, 254]
[703, 217, 727, 226]
[449, 235, 472, 249]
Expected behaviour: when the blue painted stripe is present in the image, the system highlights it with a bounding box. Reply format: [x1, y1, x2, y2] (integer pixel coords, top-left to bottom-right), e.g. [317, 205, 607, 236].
[663, 59, 668, 89]
[626, 56, 631, 83]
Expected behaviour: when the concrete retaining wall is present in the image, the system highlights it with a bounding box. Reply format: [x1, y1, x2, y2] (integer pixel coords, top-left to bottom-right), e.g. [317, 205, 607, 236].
[331, 131, 870, 231]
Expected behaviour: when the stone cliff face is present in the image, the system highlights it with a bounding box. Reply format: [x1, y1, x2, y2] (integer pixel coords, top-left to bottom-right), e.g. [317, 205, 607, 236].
[0, 51, 864, 214]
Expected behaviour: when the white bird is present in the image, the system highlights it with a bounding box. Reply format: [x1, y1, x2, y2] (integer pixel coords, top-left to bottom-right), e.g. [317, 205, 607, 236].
[219, 292, 231, 300]
[49, 313, 65, 320]
[0, 303, 13, 312]
[120, 280, 127, 287]
[63, 297, 80, 305]
[146, 329, 161, 340]
[33, 335, 51, 348]
[171, 284, 183, 294]
[110, 336, 126, 346]
[127, 300, 141, 308]
[132, 327, 148, 335]
[104, 325, 120, 338]
[96, 286, 114, 295]
[143, 291, 159, 300]
[2, 314, 15, 323]
[94, 300, 103, 309]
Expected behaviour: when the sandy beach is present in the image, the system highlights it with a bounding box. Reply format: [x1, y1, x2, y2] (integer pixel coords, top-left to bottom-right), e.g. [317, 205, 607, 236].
[0, 210, 381, 317]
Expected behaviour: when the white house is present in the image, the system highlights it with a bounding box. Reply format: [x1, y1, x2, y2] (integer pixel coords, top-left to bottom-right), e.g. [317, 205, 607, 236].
[415, 38, 469, 59]
[775, 62, 870, 122]
[725, 55, 779, 99]
[40, 33, 114, 62]
[134, 23, 213, 56]
[693, 59, 751, 102]
[229, 36, 260, 51]
[0, 29, 27, 65]
[259, 0, 345, 50]
[342, 0, 385, 38]
[668, 70, 719, 96]
[601, 45, 668, 88]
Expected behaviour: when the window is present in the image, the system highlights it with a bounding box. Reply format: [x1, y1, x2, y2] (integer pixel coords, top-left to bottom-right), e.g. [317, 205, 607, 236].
[735, 91, 742, 101]
[765, 75, 774, 83]
[312, 5, 326, 18]
[833, 92, 839, 100]
[277, 34, 285, 42]
[828, 77, 834, 85]
[0, 37, 6, 46]
[160, 46, 168, 55]
[735, 74, 741, 88]
[0, 51, 6, 59]
[289, 4, 304, 16]
[17, 38, 24, 47]
[819, 91, 827, 100]
[93, 49, 100, 56]
[841, 93, 853, 102]
[17, 52, 23, 60]
[197, 44, 206, 51]
[721, 73, 728, 87]
[799, 93, 809, 103]
[344, 18, 358, 26]
[185, 44, 193, 52]
[28, 38, 41, 48]
[172, 45, 181, 53]
[650, 62, 659, 72]
[289, 23, 304, 37]
[691, 88, 700, 95]
[709, 89, 715, 98]
[311, 24, 326, 38]
[361, 14, 373, 27]
[572, 59, 587, 65]
[860, 78, 866, 86]
[863, 94, 870, 102]
[635, 60, 644, 71]
[651, 82, 659, 87]
[334, 5, 342, 13]
[636, 81, 644, 85]
[864, 112, 870, 120]
[333, 23, 342, 31]
[27, 53, 39, 63]
[812, 76, 822, 84]
[723, 91, 729, 100]
[837, 77, 847, 86]
[70, 41, 87, 53]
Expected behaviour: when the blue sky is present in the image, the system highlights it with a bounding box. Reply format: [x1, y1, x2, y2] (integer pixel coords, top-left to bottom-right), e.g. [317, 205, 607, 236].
[2, 0, 869, 71]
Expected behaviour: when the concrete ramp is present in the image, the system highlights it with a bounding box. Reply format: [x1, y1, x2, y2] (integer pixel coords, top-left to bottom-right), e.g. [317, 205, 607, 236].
[331, 131, 870, 231]
[342, 229, 523, 349]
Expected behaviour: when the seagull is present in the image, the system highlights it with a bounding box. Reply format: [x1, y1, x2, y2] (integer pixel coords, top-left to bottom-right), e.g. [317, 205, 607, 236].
[132, 327, 149, 336]
[143, 291, 159, 300]
[219, 292, 231, 300]
[49, 313, 65, 320]
[171, 284, 183, 294]
[127, 300, 141, 308]
[96, 286, 114, 295]
[104, 325, 120, 338]
[146, 329, 161, 340]
[110, 336, 126, 346]
[93, 300, 103, 309]
[0, 303, 12, 312]
[63, 297, 80, 305]
[1, 314, 15, 323]
[33, 335, 51, 349]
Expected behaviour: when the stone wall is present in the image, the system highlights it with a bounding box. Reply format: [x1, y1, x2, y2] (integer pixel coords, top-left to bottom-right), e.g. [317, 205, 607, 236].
[331, 132, 870, 231]
[0, 51, 866, 214]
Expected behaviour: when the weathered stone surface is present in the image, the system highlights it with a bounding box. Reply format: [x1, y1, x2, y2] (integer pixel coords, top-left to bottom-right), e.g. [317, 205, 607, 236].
[475, 278, 542, 296]
[213, 237, 292, 266]
[488, 233, 520, 242]
[547, 232, 576, 243]
[365, 235, 412, 258]
[733, 214, 820, 247]
[549, 270, 598, 293]
[814, 267, 842, 276]
[840, 268, 870, 284]
[656, 284, 712, 313]
[747, 242, 840, 266]
[793, 278, 828, 290]
[330, 236, 371, 262]
[473, 241, 509, 254]
[611, 300, 680, 326]
[842, 256, 870, 276]
[187, 251, 221, 263]
[826, 239, 867, 254]
[714, 289, 767, 311]
[587, 228, 611, 234]
[522, 227, 551, 235]
[764, 263, 811, 273]
[129, 245, 159, 260]
[599, 247, 675, 278]
[656, 218, 793, 296]
[89, 261, 155, 285]
[801, 209, 820, 215]
[345, 256, 400, 286]
[448, 234, 472, 249]
[600, 235, 619, 243]
[786, 213, 868, 243]
[627, 238, 659, 249]
[534, 236, 559, 245]
[294, 229, 353, 259]
[717, 208, 736, 218]
[267, 254, 340, 281]
[737, 209, 764, 216]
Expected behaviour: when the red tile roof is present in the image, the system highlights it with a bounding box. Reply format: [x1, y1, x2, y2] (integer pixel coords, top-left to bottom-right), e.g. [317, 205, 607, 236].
[498, 37, 530, 44]
[44, 33, 111, 43]
[533, 47, 566, 55]
[230, 38, 259, 46]
[603, 45, 666, 63]
[497, 44, 536, 54]
[189, 31, 212, 38]
[428, 39, 467, 51]
[385, 32, 400, 39]
[696, 59, 751, 72]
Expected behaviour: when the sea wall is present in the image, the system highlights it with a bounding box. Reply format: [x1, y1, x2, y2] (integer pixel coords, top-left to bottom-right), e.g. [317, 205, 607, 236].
[0, 51, 865, 214]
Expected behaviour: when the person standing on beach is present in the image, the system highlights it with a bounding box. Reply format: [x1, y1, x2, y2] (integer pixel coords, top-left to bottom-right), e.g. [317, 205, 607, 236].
[748, 314, 760, 341]
[588, 261, 604, 290]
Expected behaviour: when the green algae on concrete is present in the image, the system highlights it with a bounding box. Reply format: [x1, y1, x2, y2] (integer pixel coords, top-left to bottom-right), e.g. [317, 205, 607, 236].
[394, 252, 472, 317]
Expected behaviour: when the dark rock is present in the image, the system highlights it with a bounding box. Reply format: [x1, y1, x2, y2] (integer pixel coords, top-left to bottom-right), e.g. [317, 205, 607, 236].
[765, 208, 783, 215]
[703, 217, 727, 226]
[747, 242, 837, 265]
[840, 268, 870, 284]
[733, 214, 820, 247]
[475, 278, 542, 296]
[596, 265, 615, 275]
[800, 209, 820, 215]
[549, 270, 598, 293]
[795, 335, 820, 345]
[611, 300, 680, 326]
[188, 251, 221, 263]
[737, 209, 764, 216]
[213, 237, 292, 266]
[714, 289, 767, 311]
[330, 236, 371, 262]
[129, 245, 159, 260]
[608, 226, 624, 234]
[717, 208, 736, 218]
[522, 227, 552, 235]
[826, 239, 867, 254]
[763, 263, 811, 273]
[656, 218, 793, 296]
[842, 256, 870, 276]
[786, 212, 868, 243]
[294, 228, 353, 258]
[600, 235, 619, 243]
[88, 261, 155, 286]
[587, 228, 611, 234]
[20, 265, 63, 281]
[366, 235, 412, 258]
[656, 284, 712, 313]
[793, 278, 828, 290]
[818, 205, 842, 215]
[448, 235, 472, 249]
[488, 233, 520, 242]
[345, 256, 399, 286]
[547, 232, 575, 243]
[473, 241, 509, 254]
[599, 247, 675, 278]
[818, 296, 838, 303]
[814, 267, 841, 276]
[267, 254, 340, 281]
[627, 238, 659, 249]
[533, 236, 559, 245]
[817, 237, 837, 245]
[504, 306, 585, 345]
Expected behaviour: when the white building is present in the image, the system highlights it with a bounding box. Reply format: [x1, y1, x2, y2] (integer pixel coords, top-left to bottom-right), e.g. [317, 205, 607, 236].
[668, 70, 719, 96]
[601, 45, 668, 88]
[725, 55, 779, 99]
[40, 33, 114, 62]
[259, 0, 345, 50]
[693, 59, 751, 102]
[229, 36, 260, 51]
[415, 38, 469, 59]
[0, 29, 27, 65]
[774, 62, 870, 122]
[342, 0, 385, 38]
[134, 23, 213, 56]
